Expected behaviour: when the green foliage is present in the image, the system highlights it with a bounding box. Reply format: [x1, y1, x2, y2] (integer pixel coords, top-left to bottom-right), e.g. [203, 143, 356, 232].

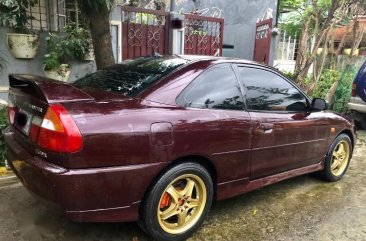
[63, 25, 92, 60]
[307, 66, 354, 113]
[332, 66, 356, 112]
[279, 0, 307, 38]
[311, 69, 341, 99]
[279, 0, 303, 12]
[281, 71, 297, 80]
[0, 105, 8, 166]
[282, 71, 311, 85]
[43, 25, 92, 70]
[77, 0, 114, 14]
[279, 0, 347, 38]
[0, 0, 37, 33]
[43, 33, 66, 70]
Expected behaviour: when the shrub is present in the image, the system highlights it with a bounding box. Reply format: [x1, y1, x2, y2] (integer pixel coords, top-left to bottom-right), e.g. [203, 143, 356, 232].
[282, 71, 311, 86]
[311, 69, 341, 99]
[332, 68, 355, 112]
[281, 71, 296, 80]
[0, 105, 8, 167]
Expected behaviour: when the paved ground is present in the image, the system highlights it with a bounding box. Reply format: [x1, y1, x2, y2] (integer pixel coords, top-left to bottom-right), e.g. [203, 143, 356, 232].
[0, 131, 365, 241]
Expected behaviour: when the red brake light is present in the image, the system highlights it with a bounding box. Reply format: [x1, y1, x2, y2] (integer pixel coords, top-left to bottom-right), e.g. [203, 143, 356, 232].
[7, 102, 16, 124]
[37, 104, 82, 153]
[351, 83, 357, 97]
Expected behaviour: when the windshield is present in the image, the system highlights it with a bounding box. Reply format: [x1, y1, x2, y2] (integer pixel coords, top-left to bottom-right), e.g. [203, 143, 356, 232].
[72, 56, 188, 97]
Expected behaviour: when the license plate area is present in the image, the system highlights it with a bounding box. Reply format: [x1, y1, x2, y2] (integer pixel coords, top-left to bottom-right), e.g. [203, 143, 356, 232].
[14, 109, 33, 136]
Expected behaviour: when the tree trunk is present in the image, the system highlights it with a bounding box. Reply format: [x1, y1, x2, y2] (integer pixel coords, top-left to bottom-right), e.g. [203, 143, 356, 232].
[84, 11, 115, 69]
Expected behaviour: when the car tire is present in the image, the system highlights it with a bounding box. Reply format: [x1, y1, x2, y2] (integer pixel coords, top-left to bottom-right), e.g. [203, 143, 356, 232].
[140, 162, 213, 241]
[318, 134, 352, 182]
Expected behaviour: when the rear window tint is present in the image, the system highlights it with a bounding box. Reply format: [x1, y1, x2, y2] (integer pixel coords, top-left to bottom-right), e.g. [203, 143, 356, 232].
[72, 56, 188, 97]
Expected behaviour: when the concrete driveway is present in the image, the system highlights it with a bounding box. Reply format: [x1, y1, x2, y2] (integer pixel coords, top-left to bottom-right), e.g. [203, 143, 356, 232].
[0, 131, 365, 241]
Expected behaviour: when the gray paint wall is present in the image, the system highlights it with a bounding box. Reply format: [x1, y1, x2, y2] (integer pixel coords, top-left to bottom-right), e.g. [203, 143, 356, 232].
[174, 0, 278, 63]
[0, 28, 96, 101]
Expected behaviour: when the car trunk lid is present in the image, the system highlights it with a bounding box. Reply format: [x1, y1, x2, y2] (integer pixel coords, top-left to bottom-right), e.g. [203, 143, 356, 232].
[8, 74, 94, 156]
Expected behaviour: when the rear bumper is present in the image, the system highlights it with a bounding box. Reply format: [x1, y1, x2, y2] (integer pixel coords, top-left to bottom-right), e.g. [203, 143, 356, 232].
[4, 127, 166, 222]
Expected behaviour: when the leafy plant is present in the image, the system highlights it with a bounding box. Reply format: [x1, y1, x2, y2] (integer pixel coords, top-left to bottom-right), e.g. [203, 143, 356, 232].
[43, 25, 92, 72]
[332, 66, 356, 112]
[0, 105, 8, 167]
[43, 33, 68, 71]
[63, 25, 92, 60]
[311, 69, 341, 99]
[0, 0, 37, 34]
[282, 71, 311, 86]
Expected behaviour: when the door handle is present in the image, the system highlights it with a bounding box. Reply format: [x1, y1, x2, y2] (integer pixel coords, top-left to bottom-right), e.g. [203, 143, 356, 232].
[259, 123, 274, 131]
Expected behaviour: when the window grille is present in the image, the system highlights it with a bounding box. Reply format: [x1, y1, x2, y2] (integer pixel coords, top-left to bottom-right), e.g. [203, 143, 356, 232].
[56, 0, 84, 31]
[26, 0, 49, 31]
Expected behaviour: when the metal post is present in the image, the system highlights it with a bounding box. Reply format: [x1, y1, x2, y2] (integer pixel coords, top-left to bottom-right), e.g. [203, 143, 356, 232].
[292, 34, 297, 60]
[170, 0, 175, 12]
[282, 31, 286, 60]
[75, 0, 79, 28]
[287, 35, 291, 60]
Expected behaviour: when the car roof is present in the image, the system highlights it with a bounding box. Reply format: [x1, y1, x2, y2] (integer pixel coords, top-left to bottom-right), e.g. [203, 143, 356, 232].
[113, 54, 266, 68]
[112, 55, 274, 73]
[175, 54, 278, 73]
[177, 54, 255, 64]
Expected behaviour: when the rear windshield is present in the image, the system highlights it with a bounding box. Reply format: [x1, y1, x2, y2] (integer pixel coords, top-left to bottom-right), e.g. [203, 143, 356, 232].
[72, 56, 188, 97]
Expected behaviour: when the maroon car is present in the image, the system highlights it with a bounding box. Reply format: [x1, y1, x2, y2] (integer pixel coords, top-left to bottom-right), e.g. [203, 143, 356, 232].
[5, 55, 355, 241]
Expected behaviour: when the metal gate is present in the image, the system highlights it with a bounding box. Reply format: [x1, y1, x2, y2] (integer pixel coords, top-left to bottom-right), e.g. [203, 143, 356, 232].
[121, 6, 169, 60]
[184, 14, 224, 56]
[253, 18, 273, 64]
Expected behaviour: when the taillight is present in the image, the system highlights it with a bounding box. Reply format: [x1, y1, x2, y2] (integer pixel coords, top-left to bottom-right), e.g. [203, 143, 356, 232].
[7, 102, 16, 124]
[351, 83, 357, 97]
[36, 104, 82, 153]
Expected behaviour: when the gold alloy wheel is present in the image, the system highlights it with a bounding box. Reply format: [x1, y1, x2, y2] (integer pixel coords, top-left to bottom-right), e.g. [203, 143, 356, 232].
[157, 174, 207, 234]
[331, 140, 350, 176]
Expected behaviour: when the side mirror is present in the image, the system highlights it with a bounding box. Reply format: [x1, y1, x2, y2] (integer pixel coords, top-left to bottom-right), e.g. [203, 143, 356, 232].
[311, 98, 327, 111]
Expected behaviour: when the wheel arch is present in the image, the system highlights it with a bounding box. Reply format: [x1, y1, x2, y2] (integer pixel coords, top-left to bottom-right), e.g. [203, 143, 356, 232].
[139, 155, 218, 220]
[338, 129, 355, 151]
[170, 155, 218, 196]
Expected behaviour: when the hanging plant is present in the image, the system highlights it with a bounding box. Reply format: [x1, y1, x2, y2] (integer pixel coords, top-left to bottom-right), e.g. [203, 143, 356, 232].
[0, 0, 40, 59]
[43, 33, 71, 82]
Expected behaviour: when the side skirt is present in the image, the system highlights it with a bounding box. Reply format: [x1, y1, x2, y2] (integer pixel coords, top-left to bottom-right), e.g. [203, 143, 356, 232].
[216, 162, 324, 201]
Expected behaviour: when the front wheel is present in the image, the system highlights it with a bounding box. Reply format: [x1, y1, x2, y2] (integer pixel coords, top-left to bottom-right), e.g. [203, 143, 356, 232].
[319, 134, 352, 182]
[140, 162, 213, 241]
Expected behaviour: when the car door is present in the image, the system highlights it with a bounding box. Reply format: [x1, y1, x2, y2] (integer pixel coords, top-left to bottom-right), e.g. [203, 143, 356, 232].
[176, 63, 253, 183]
[234, 65, 329, 179]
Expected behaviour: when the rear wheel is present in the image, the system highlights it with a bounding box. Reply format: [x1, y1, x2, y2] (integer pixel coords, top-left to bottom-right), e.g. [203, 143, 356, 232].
[140, 162, 213, 241]
[318, 134, 352, 182]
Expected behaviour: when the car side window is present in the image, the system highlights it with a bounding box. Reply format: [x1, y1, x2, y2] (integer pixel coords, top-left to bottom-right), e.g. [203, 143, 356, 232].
[237, 67, 308, 112]
[176, 64, 244, 110]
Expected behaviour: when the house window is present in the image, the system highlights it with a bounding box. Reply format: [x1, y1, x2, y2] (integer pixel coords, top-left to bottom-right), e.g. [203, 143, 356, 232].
[26, 0, 49, 31]
[56, 0, 84, 31]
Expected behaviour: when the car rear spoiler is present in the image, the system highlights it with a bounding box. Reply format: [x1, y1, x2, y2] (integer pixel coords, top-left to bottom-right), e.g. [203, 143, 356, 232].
[9, 74, 94, 104]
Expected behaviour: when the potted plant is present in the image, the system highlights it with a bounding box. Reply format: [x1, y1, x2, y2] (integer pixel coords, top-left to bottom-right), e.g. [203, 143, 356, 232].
[63, 24, 94, 61]
[43, 33, 71, 82]
[43, 25, 95, 81]
[0, 0, 39, 59]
